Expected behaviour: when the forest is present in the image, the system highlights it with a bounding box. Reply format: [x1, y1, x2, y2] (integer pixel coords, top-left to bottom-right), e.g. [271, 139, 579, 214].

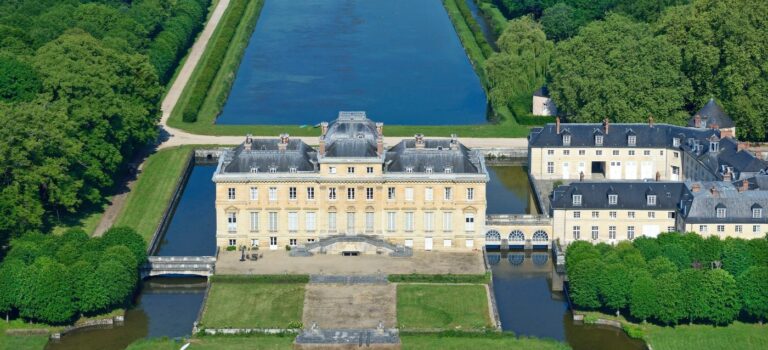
[566, 233, 768, 325]
[0, 0, 209, 246]
[481, 0, 768, 141]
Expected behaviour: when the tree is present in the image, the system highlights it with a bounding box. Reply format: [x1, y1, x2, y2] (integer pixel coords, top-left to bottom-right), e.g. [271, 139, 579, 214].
[629, 270, 656, 322]
[747, 238, 768, 267]
[569, 258, 605, 308]
[71, 260, 110, 315]
[549, 14, 692, 124]
[565, 240, 600, 274]
[0, 54, 41, 102]
[101, 227, 147, 268]
[17, 258, 76, 324]
[599, 263, 630, 315]
[540, 3, 582, 40]
[721, 238, 753, 277]
[0, 259, 25, 321]
[737, 266, 768, 323]
[661, 243, 691, 270]
[679, 269, 707, 324]
[699, 235, 723, 267]
[96, 259, 136, 308]
[616, 0, 689, 22]
[648, 256, 678, 276]
[632, 236, 661, 261]
[700, 269, 741, 325]
[653, 272, 684, 324]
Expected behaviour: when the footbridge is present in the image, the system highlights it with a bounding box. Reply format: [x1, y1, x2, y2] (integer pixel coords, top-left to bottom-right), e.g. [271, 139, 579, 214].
[141, 256, 216, 278]
[484, 214, 553, 250]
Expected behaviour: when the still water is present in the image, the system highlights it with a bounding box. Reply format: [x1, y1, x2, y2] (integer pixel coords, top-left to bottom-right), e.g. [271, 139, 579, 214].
[217, 0, 488, 125]
[489, 251, 646, 350]
[486, 165, 538, 214]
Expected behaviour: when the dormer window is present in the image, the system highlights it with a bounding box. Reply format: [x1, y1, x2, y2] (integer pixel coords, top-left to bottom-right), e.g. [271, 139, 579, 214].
[563, 134, 571, 146]
[425, 167, 433, 174]
[673, 138, 680, 147]
[269, 167, 277, 173]
[405, 167, 413, 173]
[289, 167, 297, 173]
[444, 167, 453, 174]
[250, 167, 258, 173]
[716, 206, 727, 218]
[572, 194, 582, 206]
[710, 142, 719, 152]
[628, 135, 636, 146]
[595, 135, 603, 146]
[752, 207, 762, 219]
[608, 194, 618, 205]
[646, 195, 656, 206]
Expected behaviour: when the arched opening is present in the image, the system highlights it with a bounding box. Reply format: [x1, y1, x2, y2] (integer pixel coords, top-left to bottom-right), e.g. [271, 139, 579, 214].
[485, 230, 501, 250]
[532, 230, 549, 249]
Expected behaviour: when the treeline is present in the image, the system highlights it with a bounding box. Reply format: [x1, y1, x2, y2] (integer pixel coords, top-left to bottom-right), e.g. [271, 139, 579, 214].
[0, 0, 209, 246]
[0, 227, 146, 324]
[566, 233, 768, 325]
[479, 0, 768, 141]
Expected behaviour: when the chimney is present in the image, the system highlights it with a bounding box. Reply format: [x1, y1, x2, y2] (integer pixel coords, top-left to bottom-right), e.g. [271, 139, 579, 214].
[738, 179, 749, 193]
[244, 134, 253, 151]
[377, 137, 383, 157]
[320, 122, 329, 136]
[376, 122, 384, 136]
[579, 171, 584, 182]
[694, 115, 702, 128]
[655, 171, 661, 181]
[603, 118, 609, 134]
[710, 186, 718, 197]
[556, 117, 561, 134]
[278, 133, 289, 152]
[721, 129, 734, 139]
[450, 134, 459, 150]
[710, 123, 719, 130]
[648, 115, 654, 128]
[692, 183, 701, 192]
[737, 142, 748, 151]
[318, 135, 325, 156]
[722, 167, 733, 181]
[414, 133, 425, 149]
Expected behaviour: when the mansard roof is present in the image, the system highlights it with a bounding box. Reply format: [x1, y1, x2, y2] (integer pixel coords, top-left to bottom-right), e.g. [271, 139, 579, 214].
[550, 182, 689, 210]
[683, 181, 768, 223]
[688, 98, 735, 129]
[384, 139, 483, 174]
[529, 123, 718, 148]
[224, 138, 317, 173]
[322, 111, 380, 158]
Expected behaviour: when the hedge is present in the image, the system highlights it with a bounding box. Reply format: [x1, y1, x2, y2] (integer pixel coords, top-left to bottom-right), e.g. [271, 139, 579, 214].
[388, 273, 490, 284]
[442, 0, 488, 87]
[210, 274, 310, 284]
[453, 0, 495, 58]
[148, 0, 208, 84]
[477, 1, 508, 36]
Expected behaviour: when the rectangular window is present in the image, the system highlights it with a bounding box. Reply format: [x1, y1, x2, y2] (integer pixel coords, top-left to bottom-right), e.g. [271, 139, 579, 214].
[613, 150, 619, 156]
[328, 212, 337, 231]
[227, 212, 237, 232]
[716, 208, 726, 218]
[596, 150, 603, 155]
[648, 212, 656, 218]
[735, 225, 742, 233]
[250, 187, 258, 201]
[424, 212, 434, 231]
[628, 211, 635, 218]
[387, 212, 396, 231]
[644, 150, 651, 156]
[307, 238, 315, 243]
[307, 187, 315, 200]
[752, 208, 762, 219]
[647, 195, 657, 206]
[753, 225, 761, 233]
[579, 150, 585, 155]
[443, 212, 452, 231]
[270, 236, 277, 247]
[328, 187, 337, 200]
[467, 188, 475, 201]
[573, 226, 580, 240]
[591, 226, 599, 240]
[464, 214, 475, 231]
[288, 212, 298, 231]
[609, 226, 616, 240]
[405, 239, 413, 248]
[289, 238, 297, 247]
[717, 225, 725, 233]
[563, 150, 570, 155]
[592, 211, 599, 219]
[366, 187, 374, 200]
[346, 212, 355, 232]
[228, 188, 236, 200]
[572, 195, 582, 206]
[405, 188, 414, 201]
[668, 226, 675, 233]
[573, 211, 581, 219]
[347, 166, 355, 174]
[405, 212, 414, 231]
[289, 187, 297, 200]
[268, 187, 277, 201]
[700, 225, 708, 233]
[268, 212, 278, 231]
[306, 212, 316, 231]
[365, 212, 374, 231]
[668, 212, 676, 219]
[250, 212, 258, 231]
[347, 187, 355, 200]
[425, 187, 434, 201]
[444, 239, 452, 248]
[608, 194, 617, 205]
[547, 162, 554, 174]
[547, 149, 554, 155]
[329, 166, 336, 174]
[628, 226, 635, 240]
[674, 151, 679, 158]
[629, 150, 635, 156]
[251, 239, 259, 247]
[609, 211, 617, 219]
[444, 187, 453, 200]
[366, 166, 374, 174]
[387, 187, 396, 200]
[228, 239, 236, 247]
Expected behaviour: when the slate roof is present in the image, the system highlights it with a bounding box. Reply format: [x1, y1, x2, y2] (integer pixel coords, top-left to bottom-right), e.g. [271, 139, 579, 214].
[322, 112, 380, 158]
[688, 98, 735, 128]
[528, 123, 717, 148]
[384, 139, 482, 174]
[683, 181, 768, 223]
[735, 175, 768, 191]
[223, 139, 317, 173]
[550, 182, 690, 211]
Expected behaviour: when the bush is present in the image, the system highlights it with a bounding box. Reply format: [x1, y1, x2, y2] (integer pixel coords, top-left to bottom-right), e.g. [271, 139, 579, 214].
[622, 322, 644, 339]
[226, 245, 237, 251]
[388, 273, 490, 284]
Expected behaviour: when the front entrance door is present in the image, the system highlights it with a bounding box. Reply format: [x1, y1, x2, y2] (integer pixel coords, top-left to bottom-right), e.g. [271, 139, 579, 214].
[609, 161, 622, 179]
[625, 161, 637, 179]
[424, 237, 433, 251]
[562, 162, 570, 179]
[269, 236, 278, 250]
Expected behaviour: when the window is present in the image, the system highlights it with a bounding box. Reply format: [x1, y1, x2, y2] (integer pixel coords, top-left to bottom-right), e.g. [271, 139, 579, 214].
[444, 187, 453, 200]
[648, 212, 656, 218]
[425, 167, 433, 174]
[405, 188, 414, 201]
[699, 225, 708, 233]
[464, 214, 475, 231]
[466, 239, 474, 248]
[572, 226, 581, 240]
[660, 150, 664, 155]
[425, 187, 434, 201]
[250, 187, 258, 201]
[628, 211, 636, 218]
[387, 212, 396, 231]
[424, 212, 434, 231]
[270, 236, 277, 247]
[227, 212, 237, 232]
[668, 212, 676, 219]
[596, 150, 603, 156]
[288, 212, 298, 231]
[647, 195, 656, 206]
[328, 212, 337, 231]
[289, 238, 297, 247]
[443, 212, 452, 231]
[573, 211, 581, 219]
[251, 239, 259, 247]
[405, 212, 414, 231]
[307, 187, 315, 200]
[629, 150, 635, 156]
[268, 212, 278, 231]
[563, 150, 570, 155]
[289, 187, 297, 200]
[466, 188, 475, 201]
[644, 150, 651, 156]
[228, 188, 236, 200]
[346, 212, 355, 232]
[329, 166, 336, 174]
[613, 150, 620, 156]
[609, 226, 616, 240]
[753, 225, 761, 233]
[405, 167, 413, 173]
[228, 239, 236, 247]
[269, 167, 277, 173]
[627, 226, 635, 240]
[609, 211, 617, 219]
[673, 138, 680, 147]
[289, 167, 297, 173]
[250, 212, 258, 231]
[579, 150, 585, 155]
[365, 212, 374, 231]
[269, 187, 277, 201]
[591, 211, 599, 219]
[347, 187, 355, 200]
[444, 167, 453, 174]
[716, 207, 726, 218]
[735, 225, 742, 233]
[547, 149, 555, 155]
[717, 225, 725, 233]
[572, 195, 582, 206]
[608, 194, 617, 205]
[547, 162, 554, 174]
[674, 151, 679, 158]
[563, 135, 571, 146]
[753, 208, 763, 219]
[595, 135, 603, 146]
[306, 212, 316, 231]
[444, 239, 452, 248]
[366, 187, 374, 200]
[347, 166, 355, 174]
[328, 187, 337, 200]
[591, 226, 599, 240]
[387, 187, 396, 200]
[367, 166, 374, 174]
[628, 135, 636, 146]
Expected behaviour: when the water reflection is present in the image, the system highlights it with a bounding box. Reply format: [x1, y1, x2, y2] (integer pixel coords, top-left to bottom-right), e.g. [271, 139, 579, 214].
[486, 166, 538, 214]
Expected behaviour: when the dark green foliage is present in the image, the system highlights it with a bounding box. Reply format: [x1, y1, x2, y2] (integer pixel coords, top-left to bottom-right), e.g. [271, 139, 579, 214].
[661, 243, 691, 270]
[17, 258, 76, 324]
[647, 256, 678, 276]
[653, 272, 684, 324]
[0, 54, 41, 102]
[598, 263, 630, 313]
[388, 273, 490, 284]
[721, 238, 753, 277]
[629, 270, 655, 322]
[679, 269, 707, 323]
[453, 0, 495, 58]
[569, 258, 604, 308]
[102, 226, 148, 268]
[540, 2, 583, 40]
[147, 0, 208, 83]
[700, 269, 741, 325]
[737, 266, 768, 322]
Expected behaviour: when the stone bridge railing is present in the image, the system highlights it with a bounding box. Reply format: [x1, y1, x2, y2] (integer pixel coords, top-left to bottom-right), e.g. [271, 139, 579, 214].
[485, 214, 551, 226]
[141, 256, 216, 278]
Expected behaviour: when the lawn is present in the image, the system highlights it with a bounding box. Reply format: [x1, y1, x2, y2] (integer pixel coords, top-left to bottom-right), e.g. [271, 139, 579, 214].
[396, 284, 492, 331]
[401, 333, 570, 350]
[113, 146, 195, 242]
[126, 335, 295, 350]
[51, 201, 108, 236]
[200, 281, 305, 329]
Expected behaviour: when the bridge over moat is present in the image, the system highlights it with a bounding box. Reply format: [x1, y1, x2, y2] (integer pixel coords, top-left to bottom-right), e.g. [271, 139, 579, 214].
[141, 256, 216, 278]
[484, 214, 553, 250]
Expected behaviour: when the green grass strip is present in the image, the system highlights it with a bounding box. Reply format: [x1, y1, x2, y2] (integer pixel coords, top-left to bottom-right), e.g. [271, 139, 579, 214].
[389, 273, 490, 284]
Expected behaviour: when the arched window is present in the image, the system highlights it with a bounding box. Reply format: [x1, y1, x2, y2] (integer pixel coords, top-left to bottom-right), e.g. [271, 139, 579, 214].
[509, 230, 525, 242]
[532, 230, 549, 242]
[508, 253, 525, 265]
[485, 230, 501, 242]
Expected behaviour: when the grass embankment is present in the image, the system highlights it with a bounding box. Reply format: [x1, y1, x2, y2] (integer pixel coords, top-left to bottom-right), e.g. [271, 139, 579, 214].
[476, 0, 508, 35]
[397, 284, 492, 331]
[113, 146, 195, 242]
[389, 273, 490, 284]
[579, 311, 768, 350]
[401, 332, 570, 350]
[200, 278, 305, 329]
[126, 335, 295, 350]
[0, 309, 126, 350]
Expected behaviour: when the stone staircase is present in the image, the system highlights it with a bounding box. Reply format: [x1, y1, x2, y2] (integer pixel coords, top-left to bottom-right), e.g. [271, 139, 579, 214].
[290, 235, 412, 257]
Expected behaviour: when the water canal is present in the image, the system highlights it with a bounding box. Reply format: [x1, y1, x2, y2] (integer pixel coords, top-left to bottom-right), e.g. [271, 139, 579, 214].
[217, 0, 488, 125]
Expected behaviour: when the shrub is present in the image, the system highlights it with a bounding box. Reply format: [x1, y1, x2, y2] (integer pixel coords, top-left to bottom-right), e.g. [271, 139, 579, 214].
[388, 273, 490, 284]
[622, 323, 644, 339]
[226, 246, 237, 251]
